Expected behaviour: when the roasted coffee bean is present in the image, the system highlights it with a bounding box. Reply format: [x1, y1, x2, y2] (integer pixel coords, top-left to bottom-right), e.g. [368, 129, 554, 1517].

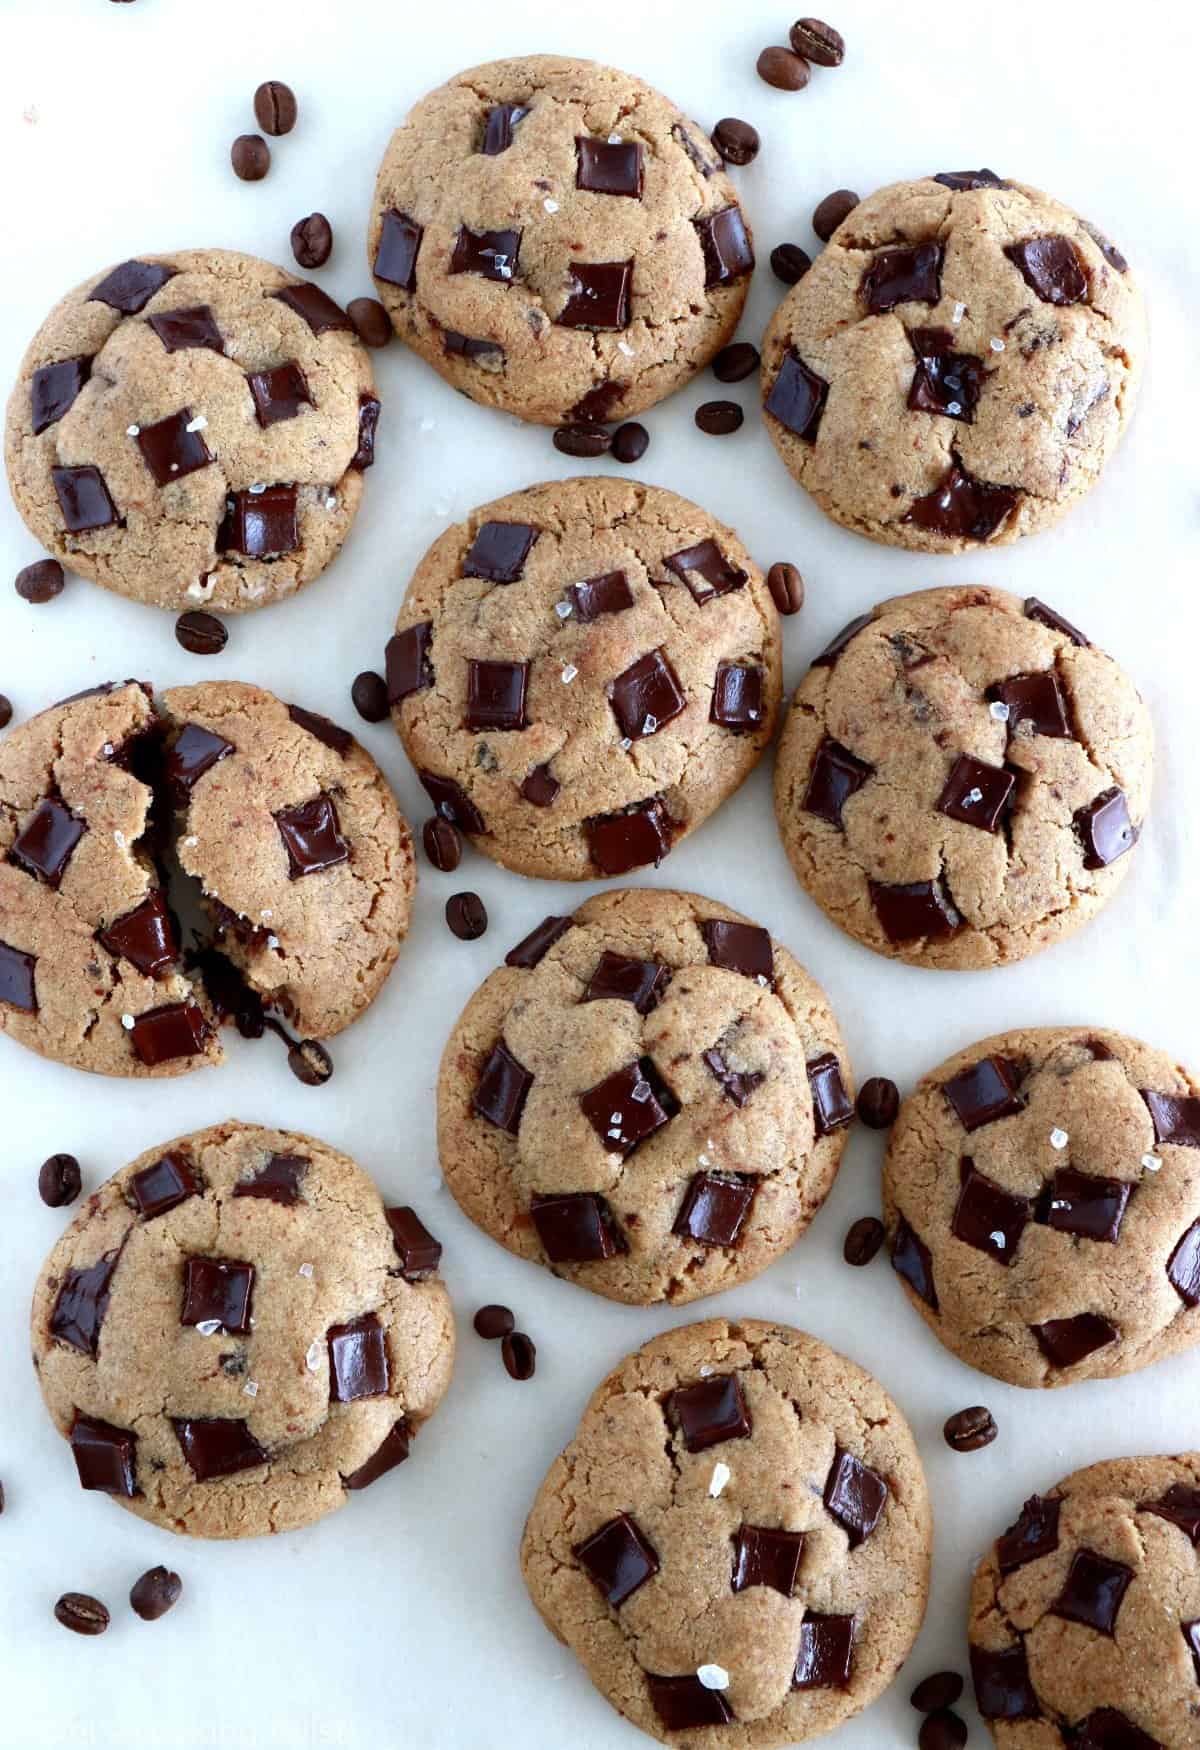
[695, 400, 744, 436]
[473, 1304, 515, 1340]
[16, 559, 65, 603]
[54, 1593, 110, 1636]
[446, 891, 488, 941]
[813, 188, 860, 240]
[130, 1566, 182, 1622]
[911, 1672, 964, 1714]
[856, 1076, 900, 1129]
[767, 562, 804, 615]
[502, 1331, 536, 1380]
[291, 212, 333, 269]
[757, 46, 810, 90]
[231, 134, 270, 181]
[944, 1405, 998, 1453]
[712, 117, 760, 166]
[351, 670, 389, 723]
[553, 424, 612, 458]
[610, 422, 649, 464]
[38, 1153, 81, 1208]
[770, 243, 813, 284]
[347, 298, 392, 348]
[712, 342, 760, 383]
[789, 17, 845, 66]
[253, 80, 297, 136]
[0, 1480, 5, 1514]
[919, 1712, 968, 1750]
[843, 1217, 885, 1266]
[175, 611, 227, 656]
[287, 1038, 332, 1086]
[0, 695, 11, 729]
[423, 817, 462, 873]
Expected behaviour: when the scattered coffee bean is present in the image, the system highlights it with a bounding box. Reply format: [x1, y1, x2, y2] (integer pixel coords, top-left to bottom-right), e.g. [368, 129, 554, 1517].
[473, 1304, 515, 1340]
[553, 423, 611, 458]
[351, 670, 389, 723]
[0, 695, 12, 730]
[695, 400, 744, 436]
[423, 817, 462, 873]
[38, 1153, 81, 1209]
[857, 1076, 900, 1129]
[944, 1405, 998, 1453]
[712, 117, 760, 166]
[231, 134, 270, 182]
[770, 243, 813, 285]
[756, 45, 810, 90]
[175, 611, 227, 656]
[16, 558, 64, 604]
[790, 17, 845, 66]
[130, 1566, 182, 1622]
[0, 1479, 6, 1514]
[911, 1672, 964, 1714]
[611, 422, 649, 465]
[347, 297, 392, 348]
[919, 1711, 968, 1750]
[712, 342, 760, 383]
[813, 188, 859, 241]
[767, 562, 804, 615]
[291, 212, 333, 269]
[843, 1217, 885, 1267]
[253, 80, 297, 136]
[287, 1038, 332, 1086]
[446, 891, 487, 941]
[502, 1331, 536, 1380]
[54, 1593, 110, 1637]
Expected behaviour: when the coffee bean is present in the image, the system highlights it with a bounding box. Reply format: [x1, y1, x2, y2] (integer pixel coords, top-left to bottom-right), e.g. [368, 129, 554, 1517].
[712, 342, 760, 383]
[231, 134, 270, 181]
[16, 559, 65, 604]
[919, 1711, 968, 1750]
[54, 1593, 110, 1636]
[253, 80, 297, 136]
[0, 695, 12, 730]
[770, 243, 813, 285]
[695, 400, 744, 436]
[291, 212, 332, 269]
[611, 422, 649, 465]
[347, 297, 392, 348]
[501, 1331, 536, 1380]
[175, 611, 227, 656]
[423, 817, 462, 873]
[130, 1565, 182, 1622]
[813, 188, 860, 241]
[756, 46, 811, 90]
[767, 562, 804, 615]
[351, 670, 389, 723]
[856, 1076, 900, 1129]
[446, 891, 487, 941]
[553, 424, 611, 458]
[944, 1405, 998, 1453]
[473, 1303, 515, 1340]
[38, 1153, 81, 1209]
[911, 1672, 964, 1714]
[790, 17, 845, 66]
[712, 117, 760, 166]
[843, 1217, 884, 1267]
[287, 1038, 332, 1086]
[0, 1479, 6, 1514]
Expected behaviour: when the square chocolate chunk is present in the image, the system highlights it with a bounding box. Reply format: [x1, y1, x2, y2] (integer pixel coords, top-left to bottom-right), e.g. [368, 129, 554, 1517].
[1075, 788, 1136, 869]
[674, 1173, 757, 1246]
[666, 1373, 751, 1452]
[172, 1417, 268, 1481]
[32, 356, 91, 434]
[234, 1153, 308, 1206]
[69, 1412, 137, 1497]
[793, 1614, 856, 1689]
[662, 539, 746, 604]
[100, 889, 177, 977]
[694, 205, 754, 287]
[575, 1513, 659, 1605]
[576, 137, 644, 197]
[52, 464, 118, 532]
[802, 738, 874, 827]
[943, 1055, 1024, 1131]
[247, 361, 313, 427]
[823, 1448, 887, 1547]
[903, 462, 1019, 543]
[135, 409, 215, 486]
[450, 227, 521, 283]
[466, 659, 529, 732]
[860, 243, 943, 313]
[1051, 1548, 1133, 1635]
[1166, 1220, 1200, 1306]
[584, 951, 669, 1013]
[996, 1493, 1061, 1573]
[703, 1048, 765, 1108]
[271, 283, 352, 334]
[1006, 236, 1089, 306]
[480, 104, 529, 155]
[181, 1257, 254, 1334]
[419, 771, 486, 835]
[766, 350, 829, 443]
[567, 569, 634, 621]
[89, 259, 176, 313]
[351, 392, 381, 470]
[953, 1163, 1030, 1264]
[342, 1421, 411, 1491]
[217, 485, 300, 558]
[504, 915, 572, 969]
[1142, 1091, 1200, 1148]
[10, 798, 86, 888]
[807, 1053, 853, 1134]
[147, 305, 225, 354]
[166, 722, 234, 801]
[908, 327, 984, 422]
[556, 261, 632, 330]
[989, 672, 1071, 739]
[646, 1676, 734, 1731]
[327, 1313, 390, 1402]
[891, 1216, 938, 1308]
[130, 1152, 198, 1219]
[385, 1207, 442, 1278]
[128, 1002, 210, 1067]
[1031, 1312, 1118, 1369]
[531, 1192, 626, 1263]
[585, 799, 673, 876]
[50, 1251, 120, 1355]
[969, 1643, 1039, 1720]
[274, 793, 350, 879]
[1141, 1483, 1200, 1544]
[580, 1058, 677, 1154]
[0, 940, 38, 1012]
[937, 753, 1015, 832]
[608, 649, 686, 741]
[386, 623, 434, 704]
[463, 521, 538, 583]
[1043, 1167, 1131, 1243]
[732, 1524, 805, 1597]
[710, 663, 764, 731]
[520, 762, 558, 805]
[701, 919, 773, 984]
[374, 210, 423, 290]
[473, 1041, 533, 1134]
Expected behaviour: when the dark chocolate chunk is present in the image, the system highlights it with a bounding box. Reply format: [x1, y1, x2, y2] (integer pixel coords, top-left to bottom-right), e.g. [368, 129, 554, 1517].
[181, 1257, 254, 1333]
[576, 136, 643, 197]
[52, 464, 118, 532]
[891, 1216, 938, 1308]
[904, 461, 1020, 542]
[166, 723, 233, 802]
[953, 1164, 1030, 1265]
[794, 1615, 856, 1689]
[287, 703, 353, 756]
[1071, 1710, 1162, 1750]
[327, 1313, 390, 1402]
[128, 1002, 210, 1066]
[581, 1058, 677, 1153]
[694, 205, 755, 287]
[1044, 1167, 1130, 1243]
[584, 951, 669, 1013]
[89, 259, 175, 313]
[663, 539, 747, 604]
[674, 1174, 757, 1246]
[701, 919, 773, 984]
[504, 915, 572, 969]
[31, 356, 91, 433]
[556, 260, 632, 330]
[385, 1207, 442, 1278]
[989, 672, 1070, 738]
[385, 623, 434, 704]
[38, 1153, 82, 1209]
[50, 1251, 120, 1355]
[419, 771, 486, 835]
[710, 662, 765, 731]
[246, 361, 312, 428]
[443, 330, 503, 366]
[1167, 1221, 1200, 1306]
[351, 392, 381, 470]
[812, 613, 873, 667]
[1074, 788, 1136, 869]
[567, 569, 635, 621]
[271, 283, 352, 335]
[171, 1417, 268, 1481]
[703, 1049, 765, 1108]
[1006, 236, 1089, 306]
[823, 1448, 888, 1546]
[571, 379, 628, 423]
[69, 1412, 137, 1497]
[135, 409, 214, 486]
[933, 169, 1005, 190]
[1024, 596, 1089, 646]
[1031, 1312, 1118, 1368]
[147, 304, 225, 354]
[234, 1153, 308, 1206]
[374, 210, 423, 290]
[860, 243, 943, 313]
[672, 122, 720, 176]
[584, 798, 673, 875]
[802, 737, 873, 826]
[451, 227, 521, 283]
[996, 1493, 1061, 1573]
[1141, 1484, 1200, 1553]
[765, 349, 828, 442]
[732, 1525, 804, 1597]
[943, 1055, 1024, 1130]
[99, 890, 177, 978]
[473, 1041, 533, 1133]
[129, 1152, 198, 1219]
[666, 1374, 751, 1452]
[937, 753, 1015, 832]
[463, 520, 538, 583]
[10, 798, 86, 887]
[274, 793, 348, 878]
[531, 1192, 626, 1263]
[575, 1513, 659, 1605]
[0, 939, 37, 1011]
[465, 659, 529, 732]
[481, 103, 529, 155]
[1051, 1548, 1133, 1635]
[871, 877, 962, 943]
[218, 483, 300, 557]
[342, 1423, 411, 1490]
[807, 1052, 853, 1134]
[646, 1676, 734, 1731]
[908, 328, 985, 421]
[969, 1643, 1039, 1719]
[1143, 1090, 1200, 1148]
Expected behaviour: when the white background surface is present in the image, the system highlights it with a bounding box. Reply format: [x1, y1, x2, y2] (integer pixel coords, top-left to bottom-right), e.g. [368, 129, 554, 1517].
[2, 1, 1198, 1744]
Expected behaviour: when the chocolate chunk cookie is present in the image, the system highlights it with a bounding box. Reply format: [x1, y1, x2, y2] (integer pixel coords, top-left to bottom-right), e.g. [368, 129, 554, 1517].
[521, 1318, 930, 1744]
[368, 56, 754, 424]
[774, 586, 1152, 969]
[0, 680, 413, 1076]
[760, 174, 1145, 550]
[969, 1453, 1200, 1746]
[437, 887, 852, 1305]
[390, 478, 780, 880]
[31, 1120, 453, 1538]
[5, 250, 378, 612]
[884, 1027, 1200, 1387]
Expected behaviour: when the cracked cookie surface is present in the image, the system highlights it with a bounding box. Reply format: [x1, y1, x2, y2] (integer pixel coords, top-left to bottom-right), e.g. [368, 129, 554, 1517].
[521, 1317, 930, 1745]
[368, 55, 754, 424]
[760, 173, 1145, 551]
[773, 585, 1152, 970]
[390, 477, 780, 881]
[5, 249, 377, 612]
[31, 1120, 453, 1538]
[884, 1027, 1200, 1388]
[437, 887, 852, 1306]
[969, 1452, 1200, 1746]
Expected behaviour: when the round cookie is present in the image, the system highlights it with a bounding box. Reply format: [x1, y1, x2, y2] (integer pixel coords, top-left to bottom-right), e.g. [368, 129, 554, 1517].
[883, 1027, 1200, 1387]
[521, 1318, 930, 1745]
[31, 1120, 453, 1538]
[5, 249, 379, 612]
[389, 478, 780, 881]
[760, 170, 1145, 551]
[368, 55, 754, 424]
[0, 679, 413, 1076]
[437, 887, 853, 1306]
[774, 585, 1152, 970]
[968, 1453, 1200, 1746]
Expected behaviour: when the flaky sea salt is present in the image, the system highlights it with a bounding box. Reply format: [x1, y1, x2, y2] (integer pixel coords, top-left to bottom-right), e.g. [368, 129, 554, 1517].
[561, 664, 578, 684]
[617, 341, 635, 357]
[126, 424, 140, 437]
[543, 198, 559, 214]
[952, 302, 966, 325]
[989, 337, 1005, 353]
[121, 1014, 135, 1030]
[113, 830, 126, 848]
[642, 714, 658, 735]
[1050, 1127, 1069, 1150]
[195, 1319, 222, 1337]
[185, 415, 208, 433]
[1142, 1153, 1162, 1172]
[243, 1380, 259, 1399]
[964, 787, 983, 806]
[708, 1462, 731, 1498]
[298, 1262, 314, 1278]
[554, 600, 573, 619]
[698, 1363, 714, 1378]
[697, 1665, 729, 1691]
[990, 1231, 1007, 1250]
[989, 700, 1010, 722]
[305, 1339, 323, 1373]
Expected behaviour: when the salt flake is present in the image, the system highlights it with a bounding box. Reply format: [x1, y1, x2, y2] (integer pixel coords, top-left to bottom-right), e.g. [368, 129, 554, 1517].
[121, 1014, 135, 1030]
[1050, 1127, 1069, 1150]
[554, 600, 573, 619]
[561, 664, 578, 684]
[952, 302, 966, 325]
[126, 424, 140, 437]
[543, 198, 559, 214]
[243, 1379, 259, 1398]
[305, 1339, 323, 1373]
[1142, 1153, 1162, 1172]
[989, 700, 1010, 722]
[697, 1665, 729, 1691]
[708, 1462, 731, 1498]
[195, 1318, 222, 1337]
[298, 1262, 314, 1278]
[185, 415, 208, 433]
[989, 337, 1005, 353]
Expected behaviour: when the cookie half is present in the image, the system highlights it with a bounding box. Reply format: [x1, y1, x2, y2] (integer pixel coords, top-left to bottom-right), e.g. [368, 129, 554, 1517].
[369, 55, 753, 424]
[390, 477, 780, 880]
[521, 1318, 930, 1745]
[969, 1453, 1200, 1746]
[437, 887, 852, 1305]
[32, 1120, 452, 1538]
[0, 679, 413, 1076]
[5, 249, 378, 612]
[883, 1027, 1200, 1387]
[774, 585, 1152, 970]
[760, 172, 1145, 550]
